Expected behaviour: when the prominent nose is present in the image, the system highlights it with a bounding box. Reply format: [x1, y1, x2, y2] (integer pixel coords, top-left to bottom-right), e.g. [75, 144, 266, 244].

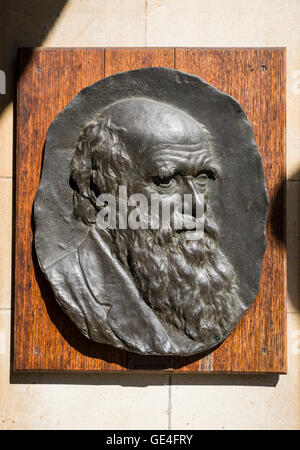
[182, 177, 204, 218]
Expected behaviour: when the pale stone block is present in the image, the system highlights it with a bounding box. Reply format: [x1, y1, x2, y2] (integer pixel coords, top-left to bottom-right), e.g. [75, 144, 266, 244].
[0, 178, 12, 309]
[0, 104, 13, 178]
[287, 48, 300, 180]
[287, 88, 300, 179]
[0, 310, 170, 430]
[43, 0, 146, 47]
[146, 0, 300, 48]
[170, 313, 300, 430]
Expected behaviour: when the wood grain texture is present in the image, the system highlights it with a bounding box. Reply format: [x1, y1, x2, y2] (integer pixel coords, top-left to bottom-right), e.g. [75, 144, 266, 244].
[14, 48, 286, 373]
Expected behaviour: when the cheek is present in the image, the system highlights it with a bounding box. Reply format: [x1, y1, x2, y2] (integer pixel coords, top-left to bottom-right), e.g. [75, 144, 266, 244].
[160, 193, 182, 208]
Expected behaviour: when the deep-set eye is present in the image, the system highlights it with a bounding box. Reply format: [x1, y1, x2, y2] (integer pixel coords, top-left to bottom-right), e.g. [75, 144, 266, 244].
[195, 169, 215, 181]
[152, 175, 175, 187]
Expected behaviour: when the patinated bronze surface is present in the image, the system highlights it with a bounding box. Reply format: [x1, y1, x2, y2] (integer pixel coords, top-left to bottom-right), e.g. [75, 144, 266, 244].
[34, 67, 269, 356]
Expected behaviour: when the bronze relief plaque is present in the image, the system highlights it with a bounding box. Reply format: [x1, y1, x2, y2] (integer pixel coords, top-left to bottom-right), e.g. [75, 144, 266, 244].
[34, 67, 269, 356]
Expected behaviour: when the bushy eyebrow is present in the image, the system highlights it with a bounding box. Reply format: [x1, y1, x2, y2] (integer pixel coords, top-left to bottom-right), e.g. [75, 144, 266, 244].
[149, 148, 220, 179]
[151, 163, 180, 179]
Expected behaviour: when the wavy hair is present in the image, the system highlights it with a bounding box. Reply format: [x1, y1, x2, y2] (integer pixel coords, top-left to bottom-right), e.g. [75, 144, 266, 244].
[70, 117, 131, 225]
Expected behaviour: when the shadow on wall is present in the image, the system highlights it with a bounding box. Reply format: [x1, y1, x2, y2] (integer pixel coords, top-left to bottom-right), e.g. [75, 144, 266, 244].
[272, 166, 300, 312]
[10, 371, 280, 388]
[286, 168, 300, 313]
[0, 0, 68, 117]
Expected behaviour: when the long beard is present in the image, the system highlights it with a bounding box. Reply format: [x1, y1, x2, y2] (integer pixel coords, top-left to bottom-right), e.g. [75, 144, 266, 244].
[111, 206, 243, 344]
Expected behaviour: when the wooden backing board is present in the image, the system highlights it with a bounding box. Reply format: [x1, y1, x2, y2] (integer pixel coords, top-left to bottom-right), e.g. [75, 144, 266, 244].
[14, 48, 286, 373]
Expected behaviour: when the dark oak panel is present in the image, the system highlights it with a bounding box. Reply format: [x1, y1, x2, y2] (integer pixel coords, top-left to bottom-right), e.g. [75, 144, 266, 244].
[14, 48, 286, 372]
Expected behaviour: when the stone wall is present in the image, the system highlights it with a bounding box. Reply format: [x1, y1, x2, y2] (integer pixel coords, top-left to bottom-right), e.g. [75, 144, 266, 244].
[0, 0, 299, 429]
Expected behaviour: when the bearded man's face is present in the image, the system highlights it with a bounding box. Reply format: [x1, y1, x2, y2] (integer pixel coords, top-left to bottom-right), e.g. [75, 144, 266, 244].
[111, 136, 242, 346]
